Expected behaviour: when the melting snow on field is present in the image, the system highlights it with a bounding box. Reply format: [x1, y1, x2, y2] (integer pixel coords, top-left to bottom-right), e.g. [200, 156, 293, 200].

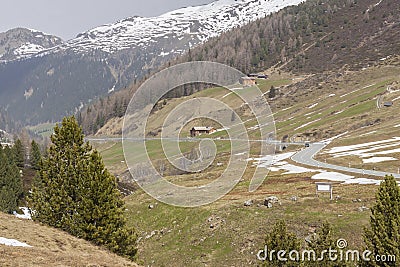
[294, 118, 321, 130]
[343, 178, 382, 185]
[252, 151, 383, 185]
[252, 152, 320, 174]
[308, 103, 318, 109]
[0, 237, 32, 247]
[311, 171, 381, 185]
[362, 157, 398, 163]
[323, 137, 400, 160]
[311, 172, 354, 182]
[251, 152, 314, 173]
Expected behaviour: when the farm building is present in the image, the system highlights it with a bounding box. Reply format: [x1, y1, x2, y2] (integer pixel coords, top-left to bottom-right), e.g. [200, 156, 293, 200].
[247, 73, 268, 79]
[190, 127, 216, 137]
[239, 77, 256, 87]
[257, 74, 268, 79]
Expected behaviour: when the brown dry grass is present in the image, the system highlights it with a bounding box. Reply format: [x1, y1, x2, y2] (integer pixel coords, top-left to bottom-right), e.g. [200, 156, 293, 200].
[0, 213, 139, 267]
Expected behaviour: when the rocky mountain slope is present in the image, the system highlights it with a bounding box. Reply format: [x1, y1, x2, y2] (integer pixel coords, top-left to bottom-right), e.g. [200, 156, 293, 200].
[0, 0, 303, 129]
[50, 0, 304, 56]
[0, 28, 63, 62]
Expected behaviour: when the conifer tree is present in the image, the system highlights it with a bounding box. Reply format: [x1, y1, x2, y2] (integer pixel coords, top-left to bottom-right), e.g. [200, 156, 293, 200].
[30, 140, 42, 170]
[307, 221, 346, 266]
[268, 85, 277, 99]
[0, 146, 23, 213]
[363, 175, 399, 267]
[260, 220, 301, 266]
[30, 116, 137, 259]
[12, 139, 25, 168]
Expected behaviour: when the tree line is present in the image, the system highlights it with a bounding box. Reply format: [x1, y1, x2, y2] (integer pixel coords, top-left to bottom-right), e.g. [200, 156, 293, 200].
[0, 137, 47, 213]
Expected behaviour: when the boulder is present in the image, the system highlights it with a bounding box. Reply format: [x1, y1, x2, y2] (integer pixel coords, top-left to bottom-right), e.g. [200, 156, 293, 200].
[244, 200, 253, 206]
[264, 196, 280, 207]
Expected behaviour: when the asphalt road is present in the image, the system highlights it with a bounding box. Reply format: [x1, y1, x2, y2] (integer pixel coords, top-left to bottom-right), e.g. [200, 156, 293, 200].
[291, 143, 400, 179]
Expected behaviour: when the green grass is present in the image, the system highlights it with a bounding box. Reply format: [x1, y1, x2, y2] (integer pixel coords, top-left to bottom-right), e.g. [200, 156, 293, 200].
[27, 122, 57, 137]
[124, 177, 376, 266]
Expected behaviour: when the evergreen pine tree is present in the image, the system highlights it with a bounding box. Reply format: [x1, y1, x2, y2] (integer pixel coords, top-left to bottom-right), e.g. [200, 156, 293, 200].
[12, 139, 25, 168]
[0, 146, 23, 213]
[363, 175, 399, 267]
[268, 85, 277, 99]
[260, 220, 301, 266]
[29, 116, 137, 259]
[307, 221, 346, 266]
[30, 140, 42, 170]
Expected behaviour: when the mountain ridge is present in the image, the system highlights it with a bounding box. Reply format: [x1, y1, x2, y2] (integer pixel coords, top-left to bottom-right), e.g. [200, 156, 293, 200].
[1, 0, 304, 63]
[76, 0, 400, 135]
[0, 0, 304, 129]
[0, 28, 63, 62]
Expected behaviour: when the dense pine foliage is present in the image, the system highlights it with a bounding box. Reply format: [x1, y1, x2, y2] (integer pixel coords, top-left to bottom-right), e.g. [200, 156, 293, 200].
[307, 221, 346, 267]
[12, 139, 25, 168]
[29, 116, 137, 259]
[363, 175, 399, 266]
[0, 144, 23, 213]
[261, 220, 301, 266]
[30, 140, 42, 170]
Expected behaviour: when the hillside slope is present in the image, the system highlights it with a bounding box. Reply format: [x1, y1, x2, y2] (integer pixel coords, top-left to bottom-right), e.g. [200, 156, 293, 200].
[78, 0, 400, 135]
[92, 56, 400, 267]
[0, 213, 138, 266]
[183, 0, 400, 73]
[0, 0, 303, 129]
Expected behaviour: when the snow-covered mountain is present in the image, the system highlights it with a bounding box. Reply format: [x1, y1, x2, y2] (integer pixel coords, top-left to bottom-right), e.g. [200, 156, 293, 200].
[13, 0, 303, 60]
[0, 0, 303, 126]
[59, 0, 303, 55]
[0, 28, 63, 61]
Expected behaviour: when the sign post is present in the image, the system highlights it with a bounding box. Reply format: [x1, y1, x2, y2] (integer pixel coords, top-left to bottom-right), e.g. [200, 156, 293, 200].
[316, 182, 333, 200]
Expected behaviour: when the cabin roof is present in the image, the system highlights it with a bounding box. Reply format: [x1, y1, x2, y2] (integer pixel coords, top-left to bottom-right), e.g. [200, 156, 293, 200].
[192, 127, 214, 131]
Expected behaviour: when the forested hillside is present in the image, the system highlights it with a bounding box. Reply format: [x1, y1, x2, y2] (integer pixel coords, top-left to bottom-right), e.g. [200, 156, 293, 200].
[77, 0, 400, 135]
[180, 0, 399, 73]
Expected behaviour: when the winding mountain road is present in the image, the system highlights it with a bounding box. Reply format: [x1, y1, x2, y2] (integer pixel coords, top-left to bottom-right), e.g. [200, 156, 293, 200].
[291, 143, 400, 179]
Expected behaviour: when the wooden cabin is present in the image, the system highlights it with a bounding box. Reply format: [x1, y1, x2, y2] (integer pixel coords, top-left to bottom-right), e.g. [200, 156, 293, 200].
[190, 127, 216, 137]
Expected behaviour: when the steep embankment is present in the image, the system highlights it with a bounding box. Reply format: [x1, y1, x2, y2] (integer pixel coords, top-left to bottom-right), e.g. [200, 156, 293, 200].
[0, 213, 139, 266]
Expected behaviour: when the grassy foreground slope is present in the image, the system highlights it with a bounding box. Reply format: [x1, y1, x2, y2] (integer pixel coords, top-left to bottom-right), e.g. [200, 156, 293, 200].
[124, 173, 376, 266]
[0, 213, 138, 267]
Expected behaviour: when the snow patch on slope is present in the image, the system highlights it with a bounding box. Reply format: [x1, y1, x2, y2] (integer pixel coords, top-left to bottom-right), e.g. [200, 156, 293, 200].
[13, 43, 44, 58]
[0, 237, 32, 247]
[252, 150, 383, 185]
